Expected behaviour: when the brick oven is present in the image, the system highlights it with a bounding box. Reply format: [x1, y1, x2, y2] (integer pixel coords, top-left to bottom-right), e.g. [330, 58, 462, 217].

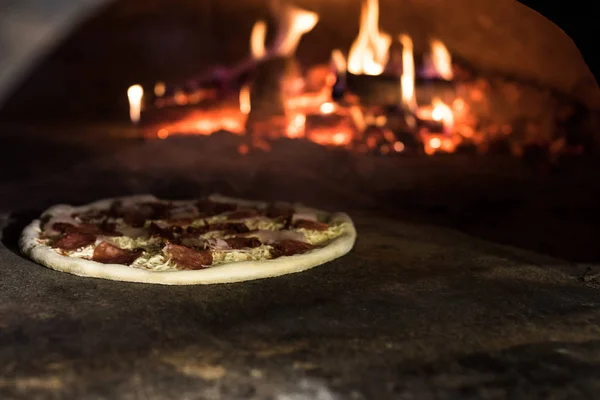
[0, 1, 599, 398]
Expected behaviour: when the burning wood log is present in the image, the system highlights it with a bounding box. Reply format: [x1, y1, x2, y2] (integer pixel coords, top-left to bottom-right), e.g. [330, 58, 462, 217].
[245, 56, 299, 136]
[345, 73, 456, 106]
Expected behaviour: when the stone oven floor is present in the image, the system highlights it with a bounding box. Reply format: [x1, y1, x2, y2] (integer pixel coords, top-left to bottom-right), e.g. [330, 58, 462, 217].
[0, 125, 599, 398]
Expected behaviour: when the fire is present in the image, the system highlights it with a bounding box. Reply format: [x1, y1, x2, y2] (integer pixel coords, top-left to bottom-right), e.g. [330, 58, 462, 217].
[154, 81, 166, 97]
[347, 0, 391, 76]
[239, 84, 251, 115]
[250, 20, 267, 59]
[127, 84, 144, 124]
[430, 39, 453, 80]
[431, 98, 454, 133]
[399, 34, 416, 112]
[270, 1, 319, 57]
[320, 102, 335, 114]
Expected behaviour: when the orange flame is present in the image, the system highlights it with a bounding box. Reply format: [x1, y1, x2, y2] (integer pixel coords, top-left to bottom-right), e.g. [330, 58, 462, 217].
[270, 0, 319, 57]
[347, 0, 391, 75]
[331, 49, 347, 75]
[250, 20, 267, 59]
[127, 84, 144, 124]
[399, 34, 416, 112]
[239, 84, 251, 115]
[431, 97, 454, 133]
[430, 39, 453, 80]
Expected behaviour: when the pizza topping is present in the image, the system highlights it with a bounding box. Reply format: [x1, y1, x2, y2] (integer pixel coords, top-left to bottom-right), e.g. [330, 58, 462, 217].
[291, 210, 319, 223]
[244, 229, 307, 244]
[92, 241, 143, 265]
[270, 240, 315, 258]
[205, 238, 230, 250]
[72, 208, 108, 222]
[186, 224, 209, 235]
[266, 204, 294, 220]
[53, 232, 97, 250]
[225, 237, 262, 249]
[163, 243, 213, 270]
[293, 219, 329, 231]
[208, 222, 250, 234]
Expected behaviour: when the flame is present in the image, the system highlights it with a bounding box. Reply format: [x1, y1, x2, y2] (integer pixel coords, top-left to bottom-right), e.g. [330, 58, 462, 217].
[347, 0, 391, 76]
[399, 34, 416, 112]
[431, 97, 454, 132]
[270, 1, 319, 57]
[250, 20, 267, 59]
[331, 49, 347, 75]
[286, 113, 306, 138]
[430, 39, 453, 80]
[127, 84, 144, 124]
[240, 84, 251, 115]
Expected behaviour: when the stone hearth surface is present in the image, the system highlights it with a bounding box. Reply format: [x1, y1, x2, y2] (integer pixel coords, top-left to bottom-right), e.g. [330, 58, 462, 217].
[0, 131, 599, 399]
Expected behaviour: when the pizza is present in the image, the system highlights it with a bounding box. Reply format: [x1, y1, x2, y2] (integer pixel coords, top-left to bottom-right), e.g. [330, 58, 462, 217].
[19, 194, 356, 284]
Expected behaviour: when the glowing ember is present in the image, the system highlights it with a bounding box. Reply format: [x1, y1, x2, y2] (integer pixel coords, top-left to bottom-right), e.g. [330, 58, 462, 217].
[347, 0, 391, 76]
[157, 128, 169, 139]
[399, 34, 416, 112]
[393, 141, 405, 152]
[127, 84, 144, 124]
[286, 113, 306, 138]
[238, 144, 250, 155]
[320, 102, 335, 114]
[430, 39, 453, 80]
[156, 107, 246, 137]
[430, 137, 441, 149]
[154, 82, 166, 97]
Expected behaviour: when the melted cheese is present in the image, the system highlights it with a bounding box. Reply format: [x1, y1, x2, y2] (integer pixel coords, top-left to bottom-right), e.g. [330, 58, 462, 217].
[212, 245, 273, 265]
[295, 223, 347, 245]
[110, 236, 162, 250]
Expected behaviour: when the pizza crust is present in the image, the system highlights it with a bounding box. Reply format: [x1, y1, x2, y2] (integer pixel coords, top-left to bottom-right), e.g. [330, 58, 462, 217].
[19, 195, 356, 285]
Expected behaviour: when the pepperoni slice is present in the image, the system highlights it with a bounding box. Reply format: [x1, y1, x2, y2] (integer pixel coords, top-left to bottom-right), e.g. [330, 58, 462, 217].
[270, 240, 314, 258]
[225, 237, 262, 249]
[92, 242, 143, 265]
[293, 219, 329, 231]
[163, 243, 213, 270]
[53, 232, 97, 250]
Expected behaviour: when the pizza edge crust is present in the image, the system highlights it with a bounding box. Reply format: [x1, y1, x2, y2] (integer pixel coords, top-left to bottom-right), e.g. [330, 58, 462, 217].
[18, 194, 357, 285]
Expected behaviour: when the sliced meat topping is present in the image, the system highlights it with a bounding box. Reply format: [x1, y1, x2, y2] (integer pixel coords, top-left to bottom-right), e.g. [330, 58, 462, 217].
[51, 222, 119, 236]
[186, 224, 209, 235]
[92, 242, 143, 265]
[53, 232, 97, 250]
[72, 208, 108, 222]
[225, 237, 262, 249]
[266, 204, 294, 220]
[293, 219, 329, 231]
[163, 243, 213, 270]
[148, 222, 183, 239]
[226, 209, 262, 220]
[111, 201, 171, 227]
[270, 240, 315, 258]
